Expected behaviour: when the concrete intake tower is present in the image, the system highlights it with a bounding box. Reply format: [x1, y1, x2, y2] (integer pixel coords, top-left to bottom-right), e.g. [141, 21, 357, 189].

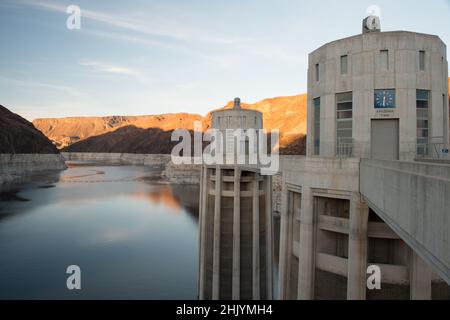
[198, 98, 273, 300]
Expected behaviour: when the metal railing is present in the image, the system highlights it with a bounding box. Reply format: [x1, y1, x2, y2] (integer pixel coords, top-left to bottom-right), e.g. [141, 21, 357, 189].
[336, 138, 354, 158]
[416, 136, 449, 160]
[308, 137, 449, 160]
[416, 143, 449, 159]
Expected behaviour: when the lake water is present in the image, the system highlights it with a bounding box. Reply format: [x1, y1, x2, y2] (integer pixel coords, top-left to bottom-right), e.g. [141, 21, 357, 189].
[0, 162, 200, 299]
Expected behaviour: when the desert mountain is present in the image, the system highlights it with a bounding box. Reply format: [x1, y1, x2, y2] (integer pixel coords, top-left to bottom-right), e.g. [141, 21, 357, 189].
[33, 94, 308, 155]
[33, 113, 204, 150]
[0, 105, 60, 154]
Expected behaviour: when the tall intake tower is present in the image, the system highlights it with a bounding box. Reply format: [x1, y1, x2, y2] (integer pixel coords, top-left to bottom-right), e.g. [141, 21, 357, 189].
[198, 98, 273, 300]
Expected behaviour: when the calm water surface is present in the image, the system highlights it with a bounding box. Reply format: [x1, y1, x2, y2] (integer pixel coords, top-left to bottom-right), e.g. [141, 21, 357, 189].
[0, 162, 199, 299]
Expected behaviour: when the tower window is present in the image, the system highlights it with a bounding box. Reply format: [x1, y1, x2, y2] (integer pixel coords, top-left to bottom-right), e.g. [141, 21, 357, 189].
[380, 50, 389, 70]
[444, 94, 447, 144]
[336, 92, 353, 156]
[419, 51, 426, 71]
[313, 97, 321, 155]
[416, 90, 429, 156]
[315, 63, 320, 82]
[340, 55, 348, 75]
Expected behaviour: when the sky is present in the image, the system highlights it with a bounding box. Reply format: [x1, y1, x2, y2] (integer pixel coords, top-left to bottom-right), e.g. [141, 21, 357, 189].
[0, 0, 449, 120]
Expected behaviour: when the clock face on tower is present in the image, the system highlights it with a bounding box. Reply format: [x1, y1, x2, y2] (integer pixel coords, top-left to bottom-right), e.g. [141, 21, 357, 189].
[374, 89, 396, 108]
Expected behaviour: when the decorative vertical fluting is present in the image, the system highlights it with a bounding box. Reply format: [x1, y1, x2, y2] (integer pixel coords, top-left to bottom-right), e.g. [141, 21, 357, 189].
[265, 175, 273, 299]
[232, 167, 241, 300]
[278, 185, 289, 299]
[252, 172, 260, 299]
[198, 166, 207, 299]
[212, 166, 222, 299]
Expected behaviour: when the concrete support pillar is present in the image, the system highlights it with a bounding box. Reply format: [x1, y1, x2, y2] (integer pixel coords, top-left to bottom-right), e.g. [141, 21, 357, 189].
[212, 166, 222, 300]
[297, 187, 315, 300]
[265, 175, 273, 299]
[410, 251, 432, 300]
[232, 167, 241, 300]
[278, 184, 289, 299]
[347, 195, 369, 300]
[252, 172, 260, 300]
[198, 165, 208, 299]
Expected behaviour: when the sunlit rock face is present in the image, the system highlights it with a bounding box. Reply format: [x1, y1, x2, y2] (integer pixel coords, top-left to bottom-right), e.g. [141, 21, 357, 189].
[33, 113, 205, 150]
[33, 94, 308, 155]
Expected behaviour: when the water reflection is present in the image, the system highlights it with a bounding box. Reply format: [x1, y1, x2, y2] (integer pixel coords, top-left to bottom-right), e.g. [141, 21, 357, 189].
[0, 162, 199, 299]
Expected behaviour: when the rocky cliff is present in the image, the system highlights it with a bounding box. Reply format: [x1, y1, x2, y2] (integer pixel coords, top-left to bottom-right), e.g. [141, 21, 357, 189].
[0, 105, 60, 154]
[0, 105, 67, 184]
[33, 94, 307, 155]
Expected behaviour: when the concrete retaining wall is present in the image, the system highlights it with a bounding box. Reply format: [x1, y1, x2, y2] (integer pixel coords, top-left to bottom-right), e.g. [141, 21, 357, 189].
[161, 161, 201, 184]
[0, 154, 67, 185]
[61, 152, 172, 166]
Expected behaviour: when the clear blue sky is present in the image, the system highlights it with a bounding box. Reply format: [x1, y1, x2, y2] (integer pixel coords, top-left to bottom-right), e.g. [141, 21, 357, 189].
[0, 0, 449, 120]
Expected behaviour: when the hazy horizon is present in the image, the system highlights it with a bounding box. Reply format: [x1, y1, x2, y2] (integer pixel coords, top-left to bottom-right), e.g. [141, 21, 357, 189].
[1, 0, 449, 121]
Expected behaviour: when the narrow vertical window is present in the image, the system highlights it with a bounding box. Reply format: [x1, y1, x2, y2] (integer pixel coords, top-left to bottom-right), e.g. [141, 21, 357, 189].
[313, 97, 321, 155]
[380, 50, 389, 70]
[336, 92, 353, 156]
[416, 90, 429, 156]
[340, 55, 348, 75]
[315, 63, 320, 82]
[419, 51, 425, 71]
[444, 94, 447, 142]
